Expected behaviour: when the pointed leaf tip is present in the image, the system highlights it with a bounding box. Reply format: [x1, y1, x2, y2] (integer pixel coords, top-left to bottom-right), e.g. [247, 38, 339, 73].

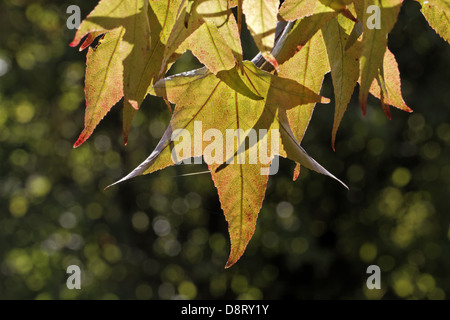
[224, 259, 235, 269]
[73, 132, 88, 148]
[359, 97, 367, 116]
[69, 39, 78, 48]
[73, 141, 81, 148]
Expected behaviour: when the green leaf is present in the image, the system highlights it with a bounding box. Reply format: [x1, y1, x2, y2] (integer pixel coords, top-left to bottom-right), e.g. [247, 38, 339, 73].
[201, 0, 244, 64]
[123, 0, 186, 143]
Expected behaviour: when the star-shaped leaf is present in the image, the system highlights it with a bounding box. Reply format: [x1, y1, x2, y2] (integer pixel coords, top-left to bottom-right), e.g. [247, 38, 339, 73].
[109, 61, 347, 267]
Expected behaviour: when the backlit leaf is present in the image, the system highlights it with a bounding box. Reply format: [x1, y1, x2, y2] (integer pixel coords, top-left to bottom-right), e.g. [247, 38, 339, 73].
[418, 0, 450, 44]
[322, 13, 361, 149]
[110, 62, 345, 267]
[242, 0, 280, 69]
[278, 32, 331, 179]
[368, 48, 412, 113]
[357, 0, 403, 115]
[278, 0, 317, 21]
[275, 1, 338, 65]
[71, 0, 154, 146]
[74, 29, 124, 148]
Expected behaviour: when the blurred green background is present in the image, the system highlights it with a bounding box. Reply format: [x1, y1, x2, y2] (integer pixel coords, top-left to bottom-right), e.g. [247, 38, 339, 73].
[1, 0, 449, 300]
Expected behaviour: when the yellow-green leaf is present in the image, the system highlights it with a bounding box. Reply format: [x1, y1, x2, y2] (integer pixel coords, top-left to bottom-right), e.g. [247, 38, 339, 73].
[74, 29, 124, 148]
[186, 20, 236, 74]
[419, 0, 450, 44]
[123, 0, 183, 143]
[368, 48, 412, 113]
[110, 62, 345, 267]
[71, 0, 156, 146]
[279, 32, 331, 180]
[358, 0, 402, 115]
[275, 1, 338, 65]
[278, 0, 318, 21]
[242, 0, 280, 69]
[70, 0, 139, 48]
[322, 14, 361, 149]
[121, 0, 151, 143]
[201, 0, 244, 63]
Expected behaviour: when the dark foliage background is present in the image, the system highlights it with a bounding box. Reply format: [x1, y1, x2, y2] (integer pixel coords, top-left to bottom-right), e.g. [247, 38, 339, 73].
[0, 0, 449, 299]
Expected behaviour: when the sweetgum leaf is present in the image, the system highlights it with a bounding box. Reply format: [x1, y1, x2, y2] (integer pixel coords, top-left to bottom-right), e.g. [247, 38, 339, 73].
[159, 0, 231, 77]
[70, 0, 140, 48]
[367, 48, 413, 113]
[74, 29, 124, 148]
[357, 0, 403, 115]
[121, 0, 185, 142]
[418, 0, 450, 44]
[185, 21, 236, 74]
[242, 0, 280, 69]
[322, 13, 361, 149]
[71, 0, 152, 146]
[199, 0, 244, 64]
[71, 0, 181, 147]
[109, 62, 346, 267]
[182, 7, 260, 99]
[278, 32, 331, 179]
[278, 0, 318, 21]
[275, 1, 339, 65]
